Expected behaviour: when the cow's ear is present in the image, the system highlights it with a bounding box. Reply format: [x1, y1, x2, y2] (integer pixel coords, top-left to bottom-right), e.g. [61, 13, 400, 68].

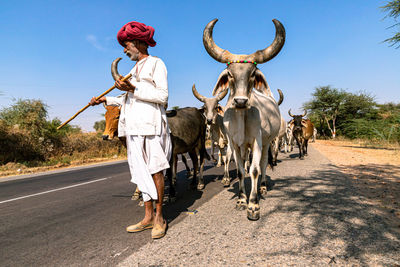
[198, 106, 205, 114]
[212, 69, 229, 96]
[254, 69, 272, 97]
[216, 104, 223, 113]
[301, 119, 307, 127]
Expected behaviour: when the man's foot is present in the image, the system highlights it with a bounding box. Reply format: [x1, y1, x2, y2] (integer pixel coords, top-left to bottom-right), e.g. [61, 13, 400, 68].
[151, 220, 167, 239]
[126, 220, 154, 233]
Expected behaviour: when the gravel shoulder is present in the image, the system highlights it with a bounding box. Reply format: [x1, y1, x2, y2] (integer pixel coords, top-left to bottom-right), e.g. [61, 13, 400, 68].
[119, 146, 400, 266]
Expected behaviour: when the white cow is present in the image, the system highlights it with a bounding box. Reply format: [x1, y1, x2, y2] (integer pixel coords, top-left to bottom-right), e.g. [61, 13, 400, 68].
[203, 18, 285, 220]
[192, 85, 232, 185]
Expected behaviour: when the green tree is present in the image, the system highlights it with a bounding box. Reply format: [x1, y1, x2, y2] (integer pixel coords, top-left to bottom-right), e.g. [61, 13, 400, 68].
[381, 0, 400, 48]
[303, 86, 347, 138]
[93, 120, 106, 132]
[0, 99, 48, 136]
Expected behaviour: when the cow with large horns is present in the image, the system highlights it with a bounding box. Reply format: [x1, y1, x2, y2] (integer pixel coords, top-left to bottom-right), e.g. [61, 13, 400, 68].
[203, 18, 285, 220]
[288, 109, 314, 159]
[192, 84, 232, 184]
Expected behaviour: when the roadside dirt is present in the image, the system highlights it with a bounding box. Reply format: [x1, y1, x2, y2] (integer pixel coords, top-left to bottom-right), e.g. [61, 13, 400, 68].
[311, 139, 400, 229]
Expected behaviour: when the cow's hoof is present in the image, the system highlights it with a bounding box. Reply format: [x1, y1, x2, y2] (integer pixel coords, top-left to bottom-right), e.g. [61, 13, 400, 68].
[197, 183, 205, 190]
[300, 157, 305, 160]
[221, 177, 230, 187]
[260, 186, 268, 197]
[247, 204, 260, 221]
[186, 171, 193, 178]
[138, 200, 144, 207]
[235, 199, 247, 210]
[216, 163, 222, 167]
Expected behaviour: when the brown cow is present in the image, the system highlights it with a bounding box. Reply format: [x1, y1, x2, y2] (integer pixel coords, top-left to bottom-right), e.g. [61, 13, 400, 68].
[288, 109, 314, 159]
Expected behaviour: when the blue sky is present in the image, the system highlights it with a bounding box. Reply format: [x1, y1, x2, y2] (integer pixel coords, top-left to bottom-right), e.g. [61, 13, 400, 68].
[0, 0, 399, 132]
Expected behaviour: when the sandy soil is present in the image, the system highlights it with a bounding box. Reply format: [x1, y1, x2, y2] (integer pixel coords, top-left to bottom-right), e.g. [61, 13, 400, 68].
[311, 139, 400, 227]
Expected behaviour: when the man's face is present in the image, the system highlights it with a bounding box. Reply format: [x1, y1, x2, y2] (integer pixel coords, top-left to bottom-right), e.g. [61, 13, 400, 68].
[124, 41, 139, 61]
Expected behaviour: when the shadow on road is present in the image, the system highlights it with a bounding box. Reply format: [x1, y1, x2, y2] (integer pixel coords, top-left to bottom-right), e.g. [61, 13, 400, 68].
[256, 164, 400, 264]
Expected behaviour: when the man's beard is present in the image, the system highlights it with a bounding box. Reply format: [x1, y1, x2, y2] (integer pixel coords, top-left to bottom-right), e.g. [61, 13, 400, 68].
[126, 52, 138, 61]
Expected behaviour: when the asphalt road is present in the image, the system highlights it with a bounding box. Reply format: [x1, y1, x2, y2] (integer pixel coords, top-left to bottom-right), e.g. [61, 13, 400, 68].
[0, 154, 233, 266]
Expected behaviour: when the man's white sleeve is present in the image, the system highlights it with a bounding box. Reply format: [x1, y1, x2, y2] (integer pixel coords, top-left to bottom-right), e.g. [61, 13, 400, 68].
[105, 94, 125, 106]
[131, 60, 168, 106]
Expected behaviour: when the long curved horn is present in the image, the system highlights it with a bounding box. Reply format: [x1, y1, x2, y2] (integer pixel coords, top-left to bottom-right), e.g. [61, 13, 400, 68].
[203, 19, 234, 63]
[288, 109, 294, 117]
[247, 19, 286, 63]
[216, 87, 229, 101]
[203, 19, 286, 64]
[277, 89, 284, 105]
[192, 84, 206, 102]
[111, 57, 122, 81]
[302, 110, 307, 117]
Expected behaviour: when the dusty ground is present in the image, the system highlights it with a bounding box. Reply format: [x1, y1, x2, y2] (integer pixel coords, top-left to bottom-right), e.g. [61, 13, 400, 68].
[311, 139, 400, 228]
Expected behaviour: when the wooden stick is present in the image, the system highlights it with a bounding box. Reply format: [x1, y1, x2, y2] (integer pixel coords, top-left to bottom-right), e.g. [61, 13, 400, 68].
[57, 73, 132, 130]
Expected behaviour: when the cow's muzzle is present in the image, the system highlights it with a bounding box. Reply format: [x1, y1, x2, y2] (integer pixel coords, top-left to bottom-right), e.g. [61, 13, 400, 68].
[102, 135, 110, 140]
[233, 97, 248, 108]
[207, 119, 212, 125]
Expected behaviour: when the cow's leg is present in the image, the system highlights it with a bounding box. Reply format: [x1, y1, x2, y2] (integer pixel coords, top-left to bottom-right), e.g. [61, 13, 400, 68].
[222, 142, 232, 187]
[216, 145, 223, 167]
[272, 139, 279, 166]
[296, 137, 303, 159]
[188, 150, 199, 190]
[181, 154, 192, 178]
[232, 144, 247, 210]
[168, 154, 178, 202]
[211, 142, 217, 162]
[242, 148, 249, 176]
[197, 147, 206, 190]
[283, 137, 288, 153]
[259, 144, 269, 197]
[248, 137, 262, 221]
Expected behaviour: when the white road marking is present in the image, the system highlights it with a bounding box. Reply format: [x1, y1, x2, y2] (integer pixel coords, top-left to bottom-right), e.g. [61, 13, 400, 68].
[0, 177, 110, 204]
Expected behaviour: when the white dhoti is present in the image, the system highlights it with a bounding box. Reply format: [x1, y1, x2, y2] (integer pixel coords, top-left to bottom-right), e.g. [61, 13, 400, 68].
[126, 117, 171, 202]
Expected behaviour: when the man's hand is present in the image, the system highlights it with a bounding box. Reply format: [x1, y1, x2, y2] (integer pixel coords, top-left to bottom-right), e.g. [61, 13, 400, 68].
[89, 96, 106, 106]
[115, 76, 136, 92]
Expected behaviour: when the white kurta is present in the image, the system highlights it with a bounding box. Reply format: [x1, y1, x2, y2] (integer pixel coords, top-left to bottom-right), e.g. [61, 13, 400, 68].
[106, 56, 171, 201]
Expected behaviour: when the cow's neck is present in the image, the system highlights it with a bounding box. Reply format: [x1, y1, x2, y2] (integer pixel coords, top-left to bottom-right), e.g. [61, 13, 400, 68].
[231, 108, 246, 146]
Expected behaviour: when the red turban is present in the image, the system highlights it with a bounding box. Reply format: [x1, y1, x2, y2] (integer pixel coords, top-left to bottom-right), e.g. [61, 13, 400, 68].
[117, 21, 156, 47]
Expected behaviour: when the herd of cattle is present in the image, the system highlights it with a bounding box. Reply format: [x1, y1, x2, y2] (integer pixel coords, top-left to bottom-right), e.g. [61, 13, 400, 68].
[102, 19, 316, 221]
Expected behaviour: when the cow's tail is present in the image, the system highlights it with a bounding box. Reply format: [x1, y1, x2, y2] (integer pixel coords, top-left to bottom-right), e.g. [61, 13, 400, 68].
[268, 145, 274, 170]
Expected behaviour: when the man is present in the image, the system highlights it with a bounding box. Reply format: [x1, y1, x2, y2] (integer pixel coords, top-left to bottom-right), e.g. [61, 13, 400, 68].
[89, 21, 170, 239]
